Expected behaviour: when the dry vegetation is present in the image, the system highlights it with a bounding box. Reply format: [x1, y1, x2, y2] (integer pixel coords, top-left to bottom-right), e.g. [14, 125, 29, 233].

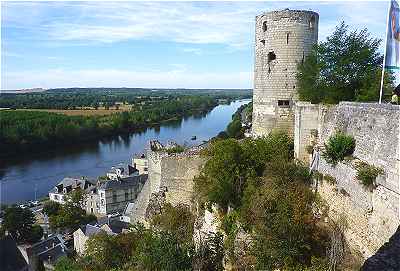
[17, 104, 133, 116]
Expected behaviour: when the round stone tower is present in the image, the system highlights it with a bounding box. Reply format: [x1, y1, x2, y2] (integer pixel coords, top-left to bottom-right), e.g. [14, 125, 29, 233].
[252, 9, 319, 137]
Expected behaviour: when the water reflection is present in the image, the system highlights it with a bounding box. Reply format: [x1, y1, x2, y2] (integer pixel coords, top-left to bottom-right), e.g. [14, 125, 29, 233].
[0, 100, 250, 204]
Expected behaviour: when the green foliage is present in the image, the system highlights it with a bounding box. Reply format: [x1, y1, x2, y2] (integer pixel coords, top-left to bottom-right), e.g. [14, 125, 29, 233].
[48, 190, 96, 231]
[195, 133, 293, 212]
[54, 256, 82, 271]
[165, 145, 185, 154]
[28, 224, 44, 243]
[226, 117, 243, 139]
[241, 160, 327, 270]
[151, 203, 194, 244]
[2, 205, 42, 243]
[297, 22, 394, 104]
[132, 229, 193, 271]
[43, 200, 61, 216]
[0, 96, 218, 157]
[322, 133, 355, 165]
[356, 161, 384, 189]
[224, 102, 252, 139]
[194, 232, 225, 271]
[84, 233, 124, 270]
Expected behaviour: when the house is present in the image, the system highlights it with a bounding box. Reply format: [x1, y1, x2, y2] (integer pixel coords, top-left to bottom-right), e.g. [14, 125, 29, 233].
[98, 174, 148, 215]
[0, 236, 29, 271]
[73, 224, 105, 255]
[73, 219, 130, 255]
[132, 153, 148, 175]
[19, 234, 68, 271]
[49, 177, 96, 204]
[106, 165, 138, 180]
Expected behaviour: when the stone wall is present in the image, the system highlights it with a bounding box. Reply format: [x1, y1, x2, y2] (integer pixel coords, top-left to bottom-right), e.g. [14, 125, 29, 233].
[294, 101, 400, 258]
[128, 148, 206, 223]
[252, 9, 319, 137]
[159, 154, 206, 207]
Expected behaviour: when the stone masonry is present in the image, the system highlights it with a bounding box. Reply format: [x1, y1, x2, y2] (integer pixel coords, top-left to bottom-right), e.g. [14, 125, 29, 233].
[252, 9, 319, 137]
[294, 101, 400, 258]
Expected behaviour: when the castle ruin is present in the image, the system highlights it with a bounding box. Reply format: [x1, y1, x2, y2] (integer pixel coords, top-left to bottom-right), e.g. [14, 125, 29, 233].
[252, 9, 319, 136]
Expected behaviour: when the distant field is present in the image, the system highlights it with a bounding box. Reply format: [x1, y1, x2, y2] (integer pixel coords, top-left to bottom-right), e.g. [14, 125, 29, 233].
[17, 105, 132, 116]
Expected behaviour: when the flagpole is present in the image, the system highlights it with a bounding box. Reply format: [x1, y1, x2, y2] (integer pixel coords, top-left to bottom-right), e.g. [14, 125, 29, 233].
[380, 0, 392, 104]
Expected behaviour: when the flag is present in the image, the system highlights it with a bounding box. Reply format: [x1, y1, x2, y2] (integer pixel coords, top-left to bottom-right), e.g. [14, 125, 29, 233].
[380, 0, 400, 102]
[385, 0, 400, 71]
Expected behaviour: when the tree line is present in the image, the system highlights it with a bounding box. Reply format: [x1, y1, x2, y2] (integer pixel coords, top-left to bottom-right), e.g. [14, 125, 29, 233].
[0, 96, 217, 157]
[0, 88, 251, 109]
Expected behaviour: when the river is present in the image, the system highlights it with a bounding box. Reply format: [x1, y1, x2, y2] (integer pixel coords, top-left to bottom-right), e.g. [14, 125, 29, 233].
[0, 99, 250, 204]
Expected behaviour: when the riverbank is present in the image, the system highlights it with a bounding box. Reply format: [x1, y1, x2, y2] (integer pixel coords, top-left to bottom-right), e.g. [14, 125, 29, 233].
[0, 100, 251, 204]
[0, 96, 217, 159]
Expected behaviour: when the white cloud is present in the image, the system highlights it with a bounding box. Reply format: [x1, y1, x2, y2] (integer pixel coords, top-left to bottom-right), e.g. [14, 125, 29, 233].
[2, 68, 253, 89]
[2, 1, 387, 49]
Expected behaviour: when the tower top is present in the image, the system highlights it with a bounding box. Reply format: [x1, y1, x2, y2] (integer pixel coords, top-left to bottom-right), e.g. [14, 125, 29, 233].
[256, 9, 319, 20]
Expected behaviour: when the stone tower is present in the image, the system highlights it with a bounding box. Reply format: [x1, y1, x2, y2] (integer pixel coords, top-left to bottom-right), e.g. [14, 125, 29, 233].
[252, 9, 319, 137]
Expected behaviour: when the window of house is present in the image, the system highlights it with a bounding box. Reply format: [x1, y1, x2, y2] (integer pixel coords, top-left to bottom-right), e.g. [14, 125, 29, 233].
[278, 100, 290, 107]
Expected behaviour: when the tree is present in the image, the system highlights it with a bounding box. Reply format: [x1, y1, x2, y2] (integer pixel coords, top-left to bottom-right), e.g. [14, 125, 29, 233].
[54, 256, 82, 271]
[151, 203, 194, 244]
[43, 201, 61, 216]
[48, 190, 96, 231]
[27, 224, 44, 243]
[297, 22, 394, 104]
[240, 160, 328, 270]
[2, 205, 43, 243]
[194, 133, 294, 212]
[85, 233, 122, 270]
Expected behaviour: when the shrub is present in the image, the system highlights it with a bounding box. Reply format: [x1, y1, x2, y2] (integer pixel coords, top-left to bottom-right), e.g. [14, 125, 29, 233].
[166, 145, 185, 154]
[322, 133, 355, 165]
[356, 161, 384, 189]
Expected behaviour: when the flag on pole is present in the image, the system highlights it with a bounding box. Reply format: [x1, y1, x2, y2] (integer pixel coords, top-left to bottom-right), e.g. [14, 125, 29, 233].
[385, 0, 400, 71]
[381, 0, 400, 103]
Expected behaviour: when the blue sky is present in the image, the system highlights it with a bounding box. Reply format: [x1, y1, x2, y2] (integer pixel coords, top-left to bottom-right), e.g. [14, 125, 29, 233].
[1, 1, 389, 90]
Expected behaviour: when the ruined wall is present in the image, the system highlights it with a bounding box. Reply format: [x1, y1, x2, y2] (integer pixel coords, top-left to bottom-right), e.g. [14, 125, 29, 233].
[294, 101, 400, 258]
[160, 154, 206, 207]
[252, 9, 319, 137]
[128, 148, 206, 223]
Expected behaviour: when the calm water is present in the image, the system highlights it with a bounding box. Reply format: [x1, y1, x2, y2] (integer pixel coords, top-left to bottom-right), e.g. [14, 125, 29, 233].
[0, 100, 250, 204]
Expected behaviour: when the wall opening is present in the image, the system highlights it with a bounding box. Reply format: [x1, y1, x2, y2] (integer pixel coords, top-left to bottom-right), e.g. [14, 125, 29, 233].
[267, 51, 276, 63]
[286, 33, 290, 44]
[262, 21, 267, 32]
[278, 100, 290, 107]
[301, 51, 305, 64]
[309, 16, 316, 29]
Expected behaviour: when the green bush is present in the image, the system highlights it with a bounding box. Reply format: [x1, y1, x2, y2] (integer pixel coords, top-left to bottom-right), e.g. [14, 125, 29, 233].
[166, 145, 185, 154]
[322, 133, 355, 165]
[356, 162, 384, 189]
